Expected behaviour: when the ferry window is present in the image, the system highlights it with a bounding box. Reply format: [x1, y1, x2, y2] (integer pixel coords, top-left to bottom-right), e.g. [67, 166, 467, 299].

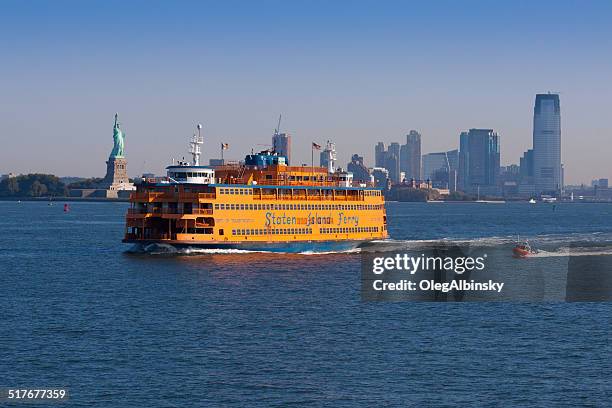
[219, 229, 224, 236]
[240, 204, 245, 210]
[214, 204, 219, 210]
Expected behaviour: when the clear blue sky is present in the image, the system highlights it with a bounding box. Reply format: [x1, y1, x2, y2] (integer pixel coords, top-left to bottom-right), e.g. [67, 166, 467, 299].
[1, 0, 611, 184]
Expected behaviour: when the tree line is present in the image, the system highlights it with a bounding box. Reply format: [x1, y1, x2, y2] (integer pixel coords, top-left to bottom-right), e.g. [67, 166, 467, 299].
[0, 174, 68, 197]
[0, 174, 113, 198]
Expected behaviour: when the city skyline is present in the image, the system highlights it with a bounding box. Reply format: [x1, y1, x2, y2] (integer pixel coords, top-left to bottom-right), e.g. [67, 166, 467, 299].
[1, 1, 612, 184]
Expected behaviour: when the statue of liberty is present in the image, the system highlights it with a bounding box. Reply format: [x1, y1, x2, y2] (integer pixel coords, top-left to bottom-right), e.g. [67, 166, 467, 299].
[110, 113, 125, 158]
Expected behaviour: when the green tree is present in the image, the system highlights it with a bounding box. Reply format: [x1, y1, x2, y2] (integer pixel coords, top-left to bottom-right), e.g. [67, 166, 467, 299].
[7, 178, 19, 194]
[30, 180, 48, 197]
[0, 174, 65, 197]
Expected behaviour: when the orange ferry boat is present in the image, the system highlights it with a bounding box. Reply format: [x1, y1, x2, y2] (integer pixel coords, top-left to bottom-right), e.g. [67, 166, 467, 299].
[123, 128, 388, 252]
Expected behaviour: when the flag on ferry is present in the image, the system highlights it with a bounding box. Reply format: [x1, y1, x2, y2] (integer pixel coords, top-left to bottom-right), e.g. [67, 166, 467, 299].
[312, 142, 321, 150]
[221, 143, 229, 150]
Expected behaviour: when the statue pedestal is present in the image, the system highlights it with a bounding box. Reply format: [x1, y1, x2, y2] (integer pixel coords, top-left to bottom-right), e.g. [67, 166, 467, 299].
[102, 157, 135, 191]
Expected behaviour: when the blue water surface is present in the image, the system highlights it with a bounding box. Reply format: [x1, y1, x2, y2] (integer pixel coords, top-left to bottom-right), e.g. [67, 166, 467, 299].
[0, 201, 611, 407]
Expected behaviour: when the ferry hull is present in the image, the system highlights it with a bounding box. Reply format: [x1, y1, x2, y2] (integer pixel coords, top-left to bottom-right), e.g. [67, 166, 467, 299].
[124, 239, 366, 253]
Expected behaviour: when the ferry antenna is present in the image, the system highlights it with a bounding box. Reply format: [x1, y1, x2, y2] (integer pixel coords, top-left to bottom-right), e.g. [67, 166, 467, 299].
[189, 123, 204, 166]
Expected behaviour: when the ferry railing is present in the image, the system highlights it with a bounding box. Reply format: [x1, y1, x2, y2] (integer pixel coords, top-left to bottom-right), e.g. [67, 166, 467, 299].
[128, 208, 213, 215]
[131, 192, 216, 201]
[179, 192, 216, 200]
[130, 191, 166, 201]
[253, 193, 363, 201]
[161, 208, 214, 215]
[189, 209, 214, 215]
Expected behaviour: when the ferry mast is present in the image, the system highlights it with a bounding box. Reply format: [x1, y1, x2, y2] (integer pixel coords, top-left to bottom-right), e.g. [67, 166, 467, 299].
[189, 123, 204, 166]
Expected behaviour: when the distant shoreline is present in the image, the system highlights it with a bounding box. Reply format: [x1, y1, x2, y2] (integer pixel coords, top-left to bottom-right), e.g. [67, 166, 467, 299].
[0, 197, 129, 203]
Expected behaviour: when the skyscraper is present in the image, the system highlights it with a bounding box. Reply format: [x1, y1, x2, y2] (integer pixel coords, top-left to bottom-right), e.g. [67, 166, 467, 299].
[458, 128, 500, 195]
[347, 154, 372, 183]
[375, 142, 386, 168]
[422, 152, 449, 182]
[272, 132, 292, 165]
[533, 93, 561, 194]
[386, 142, 401, 183]
[458, 131, 469, 192]
[400, 130, 421, 181]
[519, 149, 534, 184]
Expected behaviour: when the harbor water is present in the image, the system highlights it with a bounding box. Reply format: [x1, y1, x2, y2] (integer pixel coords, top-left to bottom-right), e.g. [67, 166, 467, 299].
[1, 201, 611, 406]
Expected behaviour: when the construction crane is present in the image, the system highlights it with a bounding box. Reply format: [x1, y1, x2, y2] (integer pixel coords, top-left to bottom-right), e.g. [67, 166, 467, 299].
[274, 114, 282, 136]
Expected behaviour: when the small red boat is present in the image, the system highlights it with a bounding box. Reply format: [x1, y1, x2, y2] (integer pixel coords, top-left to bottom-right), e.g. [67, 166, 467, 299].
[513, 240, 537, 258]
